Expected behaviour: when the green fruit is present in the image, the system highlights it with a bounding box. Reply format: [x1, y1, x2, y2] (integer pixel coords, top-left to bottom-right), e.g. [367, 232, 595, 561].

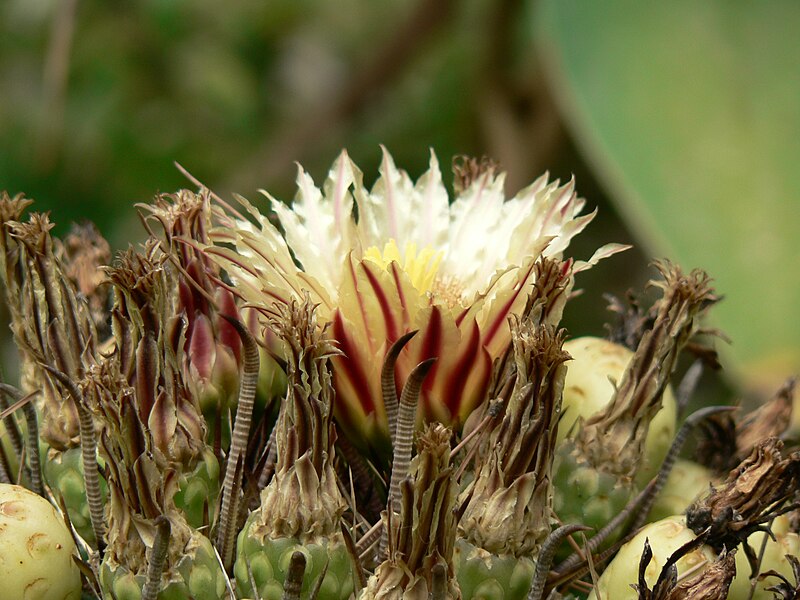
[0, 483, 83, 600]
[647, 459, 714, 523]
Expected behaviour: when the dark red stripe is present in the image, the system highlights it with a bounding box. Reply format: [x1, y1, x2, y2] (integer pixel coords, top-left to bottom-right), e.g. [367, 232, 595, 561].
[440, 323, 486, 418]
[483, 262, 536, 349]
[419, 306, 443, 361]
[362, 262, 400, 343]
[389, 262, 410, 324]
[331, 311, 376, 419]
[347, 258, 372, 352]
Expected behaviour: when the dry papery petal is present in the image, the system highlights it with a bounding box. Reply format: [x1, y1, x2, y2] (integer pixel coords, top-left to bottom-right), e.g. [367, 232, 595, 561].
[686, 437, 800, 551]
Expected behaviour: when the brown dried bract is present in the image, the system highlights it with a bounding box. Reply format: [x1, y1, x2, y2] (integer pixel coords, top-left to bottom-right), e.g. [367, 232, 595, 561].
[452, 155, 500, 195]
[635, 538, 736, 600]
[60, 221, 111, 336]
[696, 379, 795, 475]
[686, 438, 800, 554]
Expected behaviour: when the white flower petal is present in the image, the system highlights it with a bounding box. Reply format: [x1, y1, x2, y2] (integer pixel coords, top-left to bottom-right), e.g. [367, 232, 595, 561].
[411, 151, 450, 250]
[442, 172, 509, 292]
[269, 151, 357, 291]
[573, 242, 632, 273]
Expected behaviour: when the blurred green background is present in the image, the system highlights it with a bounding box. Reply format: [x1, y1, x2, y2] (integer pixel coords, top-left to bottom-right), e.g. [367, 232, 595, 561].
[1, 0, 798, 393]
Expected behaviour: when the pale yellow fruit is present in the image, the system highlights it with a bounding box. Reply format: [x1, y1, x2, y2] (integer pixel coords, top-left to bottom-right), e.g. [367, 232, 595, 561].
[728, 515, 800, 600]
[0, 483, 82, 600]
[560, 337, 678, 479]
[588, 516, 716, 600]
[647, 459, 714, 523]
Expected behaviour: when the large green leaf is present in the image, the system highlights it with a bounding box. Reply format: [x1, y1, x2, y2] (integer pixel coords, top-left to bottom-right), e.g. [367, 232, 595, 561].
[535, 0, 800, 387]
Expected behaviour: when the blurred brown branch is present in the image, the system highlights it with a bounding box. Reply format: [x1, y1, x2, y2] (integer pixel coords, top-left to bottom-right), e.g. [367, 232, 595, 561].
[226, 0, 456, 193]
[478, 0, 564, 192]
[37, 0, 80, 169]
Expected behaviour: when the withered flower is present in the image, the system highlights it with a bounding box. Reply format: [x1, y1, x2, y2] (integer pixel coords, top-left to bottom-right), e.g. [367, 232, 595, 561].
[104, 242, 217, 529]
[363, 423, 460, 600]
[634, 539, 736, 600]
[84, 361, 226, 599]
[686, 437, 800, 559]
[234, 298, 356, 600]
[696, 378, 795, 475]
[455, 317, 569, 600]
[576, 261, 718, 479]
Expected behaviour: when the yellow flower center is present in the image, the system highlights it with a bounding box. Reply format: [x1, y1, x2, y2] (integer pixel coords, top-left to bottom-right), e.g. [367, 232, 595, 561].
[364, 239, 443, 295]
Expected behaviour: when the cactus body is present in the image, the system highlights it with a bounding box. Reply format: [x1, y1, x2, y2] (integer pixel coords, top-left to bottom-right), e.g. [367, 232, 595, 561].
[552, 445, 636, 534]
[453, 538, 536, 600]
[234, 522, 355, 600]
[43, 445, 107, 546]
[173, 447, 219, 530]
[100, 531, 226, 600]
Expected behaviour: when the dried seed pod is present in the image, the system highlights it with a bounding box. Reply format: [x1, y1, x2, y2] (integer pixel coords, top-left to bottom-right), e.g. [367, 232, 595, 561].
[361, 423, 460, 600]
[234, 298, 357, 600]
[554, 262, 716, 538]
[455, 321, 569, 600]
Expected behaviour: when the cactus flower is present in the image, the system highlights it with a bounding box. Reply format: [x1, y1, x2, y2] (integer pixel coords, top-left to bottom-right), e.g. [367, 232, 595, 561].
[207, 150, 625, 462]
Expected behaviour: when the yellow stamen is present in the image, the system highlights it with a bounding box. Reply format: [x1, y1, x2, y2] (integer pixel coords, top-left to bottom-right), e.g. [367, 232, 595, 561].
[363, 239, 443, 295]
